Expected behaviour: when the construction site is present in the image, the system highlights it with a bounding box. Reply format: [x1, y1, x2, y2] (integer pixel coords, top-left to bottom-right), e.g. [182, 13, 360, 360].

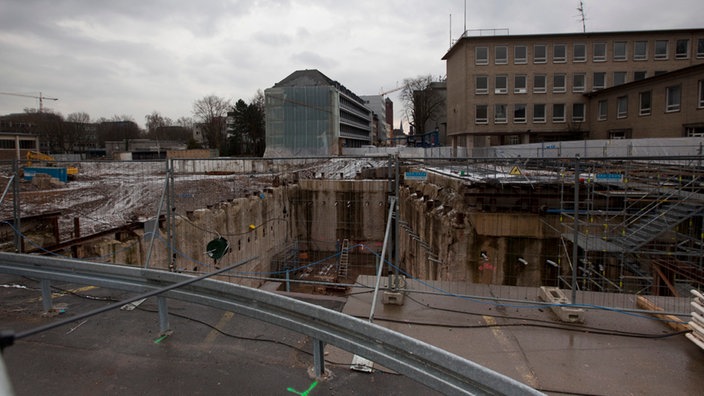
[1, 138, 704, 395]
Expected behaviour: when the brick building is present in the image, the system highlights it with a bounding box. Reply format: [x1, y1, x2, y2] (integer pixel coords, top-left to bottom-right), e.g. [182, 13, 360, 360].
[587, 63, 704, 139]
[442, 28, 704, 150]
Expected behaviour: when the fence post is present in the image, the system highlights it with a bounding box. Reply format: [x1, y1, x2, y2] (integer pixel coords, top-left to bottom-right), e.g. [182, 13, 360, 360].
[312, 338, 326, 378]
[157, 296, 170, 335]
[167, 159, 176, 272]
[571, 156, 580, 304]
[40, 279, 53, 312]
[12, 160, 21, 253]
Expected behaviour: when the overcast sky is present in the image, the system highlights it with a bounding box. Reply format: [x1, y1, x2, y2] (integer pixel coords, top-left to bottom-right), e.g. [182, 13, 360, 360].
[1, 0, 702, 128]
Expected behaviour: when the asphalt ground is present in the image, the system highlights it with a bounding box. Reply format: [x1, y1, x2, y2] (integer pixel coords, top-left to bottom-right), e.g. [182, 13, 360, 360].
[335, 277, 704, 396]
[5, 271, 704, 396]
[0, 274, 438, 396]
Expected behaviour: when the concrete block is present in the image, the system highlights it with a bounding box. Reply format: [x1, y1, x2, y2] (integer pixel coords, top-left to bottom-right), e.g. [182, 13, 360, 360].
[382, 291, 405, 305]
[538, 286, 585, 323]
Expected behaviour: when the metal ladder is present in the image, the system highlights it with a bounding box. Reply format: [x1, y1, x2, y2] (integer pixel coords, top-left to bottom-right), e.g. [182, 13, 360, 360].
[338, 239, 350, 279]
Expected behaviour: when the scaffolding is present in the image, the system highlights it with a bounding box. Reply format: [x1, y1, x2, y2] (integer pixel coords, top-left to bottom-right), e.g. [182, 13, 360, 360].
[559, 156, 704, 298]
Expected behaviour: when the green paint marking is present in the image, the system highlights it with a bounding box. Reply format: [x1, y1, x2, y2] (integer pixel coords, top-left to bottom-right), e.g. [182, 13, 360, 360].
[286, 381, 318, 395]
[153, 334, 169, 344]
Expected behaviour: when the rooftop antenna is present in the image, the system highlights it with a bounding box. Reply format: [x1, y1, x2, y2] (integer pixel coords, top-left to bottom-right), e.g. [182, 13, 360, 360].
[449, 13, 452, 47]
[577, 1, 586, 32]
[464, 0, 467, 35]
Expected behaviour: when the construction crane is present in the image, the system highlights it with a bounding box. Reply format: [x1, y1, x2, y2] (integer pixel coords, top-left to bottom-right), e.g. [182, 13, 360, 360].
[380, 86, 403, 96]
[0, 91, 58, 112]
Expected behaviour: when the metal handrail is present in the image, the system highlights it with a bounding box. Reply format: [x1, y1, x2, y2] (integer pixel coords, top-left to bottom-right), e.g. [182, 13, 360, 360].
[0, 252, 542, 396]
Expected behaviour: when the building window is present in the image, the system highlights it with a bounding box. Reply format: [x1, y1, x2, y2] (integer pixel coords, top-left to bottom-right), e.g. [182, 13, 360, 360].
[573, 43, 586, 62]
[666, 85, 681, 112]
[676, 39, 690, 59]
[613, 71, 627, 86]
[534, 44, 547, 63]
[533, 104, 546, 123]
[617, 96, 628, 118]
[475, 104, 488, 124]
[572, 103, 585, 122]
[593, 42, 607, 61]
[699, 80, 704, 108]
[654, 70, 668, 76]
[609, 129, 631, 139]
[506, 135, 521, 145]
[552, 104, 566, 123]
[495, 45, 508, 64]
[655, 40, 669, 59]
[494, 104, 507, 124]
[0, 140, 15, 149]
[634, 40, 648, 60]
[534, 74, 547, 93]
[553, 44, 566, 63]
[513, 104, 527, 123]
[598, 100, 608, 121]
[573, 73, 586, 92]
[495, 75, 508, 94]
[614, 41, 627, 61]
[593, 72, 606, 90]
[553, 73, 566, 93]
[634, 71, 647, 81]
[476, 46, 489, 65]
[639, 91, 652, 116]
[514, 45, 527, 64]
[514, 75, 527, 94]
[475, 75, 488, 94]
[686, 126, 704, 137]
[698, 39, 704, 58]
[19, 139, 36, 149]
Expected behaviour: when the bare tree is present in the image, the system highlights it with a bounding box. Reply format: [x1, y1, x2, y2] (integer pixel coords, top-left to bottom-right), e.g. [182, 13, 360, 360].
[175, 116, 194, 130]
[193, 95, 231, 154]
[400, 75, 445, 135]
[144, 111, 173, 138]
[65, 112, 92, 153]
[66, 112, 90, 124]
[96, 115, 141, 147]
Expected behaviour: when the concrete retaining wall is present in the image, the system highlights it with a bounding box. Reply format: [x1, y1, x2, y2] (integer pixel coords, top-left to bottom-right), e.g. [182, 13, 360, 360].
[398, 177, 562, 287]
[292, 179, 389, 252]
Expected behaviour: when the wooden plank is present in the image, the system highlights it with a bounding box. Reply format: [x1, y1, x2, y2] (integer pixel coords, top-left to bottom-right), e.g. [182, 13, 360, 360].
[636, 295, 690, 333]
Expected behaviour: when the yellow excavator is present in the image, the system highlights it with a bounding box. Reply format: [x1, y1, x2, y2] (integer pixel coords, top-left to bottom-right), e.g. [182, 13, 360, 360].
[25, 151, 79, 178]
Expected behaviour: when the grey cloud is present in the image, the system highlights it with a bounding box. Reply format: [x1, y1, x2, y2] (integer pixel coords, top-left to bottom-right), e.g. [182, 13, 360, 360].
[289, 51, 338, 70]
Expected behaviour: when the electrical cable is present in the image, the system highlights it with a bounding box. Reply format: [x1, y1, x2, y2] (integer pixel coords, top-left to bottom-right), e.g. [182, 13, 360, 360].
[402, 294, 690, 339]
[28, 285, 398, 375]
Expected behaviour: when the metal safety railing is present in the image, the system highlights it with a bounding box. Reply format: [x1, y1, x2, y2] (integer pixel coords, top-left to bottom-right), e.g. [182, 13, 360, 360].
[0, 252, 543, 396]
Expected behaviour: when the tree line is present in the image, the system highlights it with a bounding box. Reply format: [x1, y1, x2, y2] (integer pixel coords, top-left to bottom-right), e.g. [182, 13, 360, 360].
[0, 91, 266, 157]
[0, 75, 443, 156]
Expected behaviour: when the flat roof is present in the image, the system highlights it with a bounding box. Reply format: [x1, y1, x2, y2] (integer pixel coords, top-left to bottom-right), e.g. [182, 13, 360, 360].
[443, 27, 704, 59]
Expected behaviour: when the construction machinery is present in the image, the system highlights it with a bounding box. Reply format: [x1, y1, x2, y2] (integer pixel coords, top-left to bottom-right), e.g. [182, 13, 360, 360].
[25, 151, 78, 182]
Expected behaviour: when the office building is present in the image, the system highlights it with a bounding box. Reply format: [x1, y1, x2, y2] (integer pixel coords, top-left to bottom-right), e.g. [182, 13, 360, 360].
[442, 28, 704, 150]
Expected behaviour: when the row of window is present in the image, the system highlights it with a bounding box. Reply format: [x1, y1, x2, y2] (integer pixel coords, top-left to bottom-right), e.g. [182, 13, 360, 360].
[598, 81, 704, 120]
[0, 139, 37, 150]
[475, 38, 704, 65]
[474, 81, 704, 125]
[475, 103, 586, 124]
[475, 71, 661, 95]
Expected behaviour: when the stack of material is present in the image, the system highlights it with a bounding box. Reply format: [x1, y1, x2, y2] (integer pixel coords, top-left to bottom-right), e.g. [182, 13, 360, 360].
[687, 289, 704, 350]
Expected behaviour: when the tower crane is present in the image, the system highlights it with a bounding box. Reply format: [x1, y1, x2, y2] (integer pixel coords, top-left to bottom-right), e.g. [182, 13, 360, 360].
[0, 92, 58, 113]
[380, 86, 403, 96]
